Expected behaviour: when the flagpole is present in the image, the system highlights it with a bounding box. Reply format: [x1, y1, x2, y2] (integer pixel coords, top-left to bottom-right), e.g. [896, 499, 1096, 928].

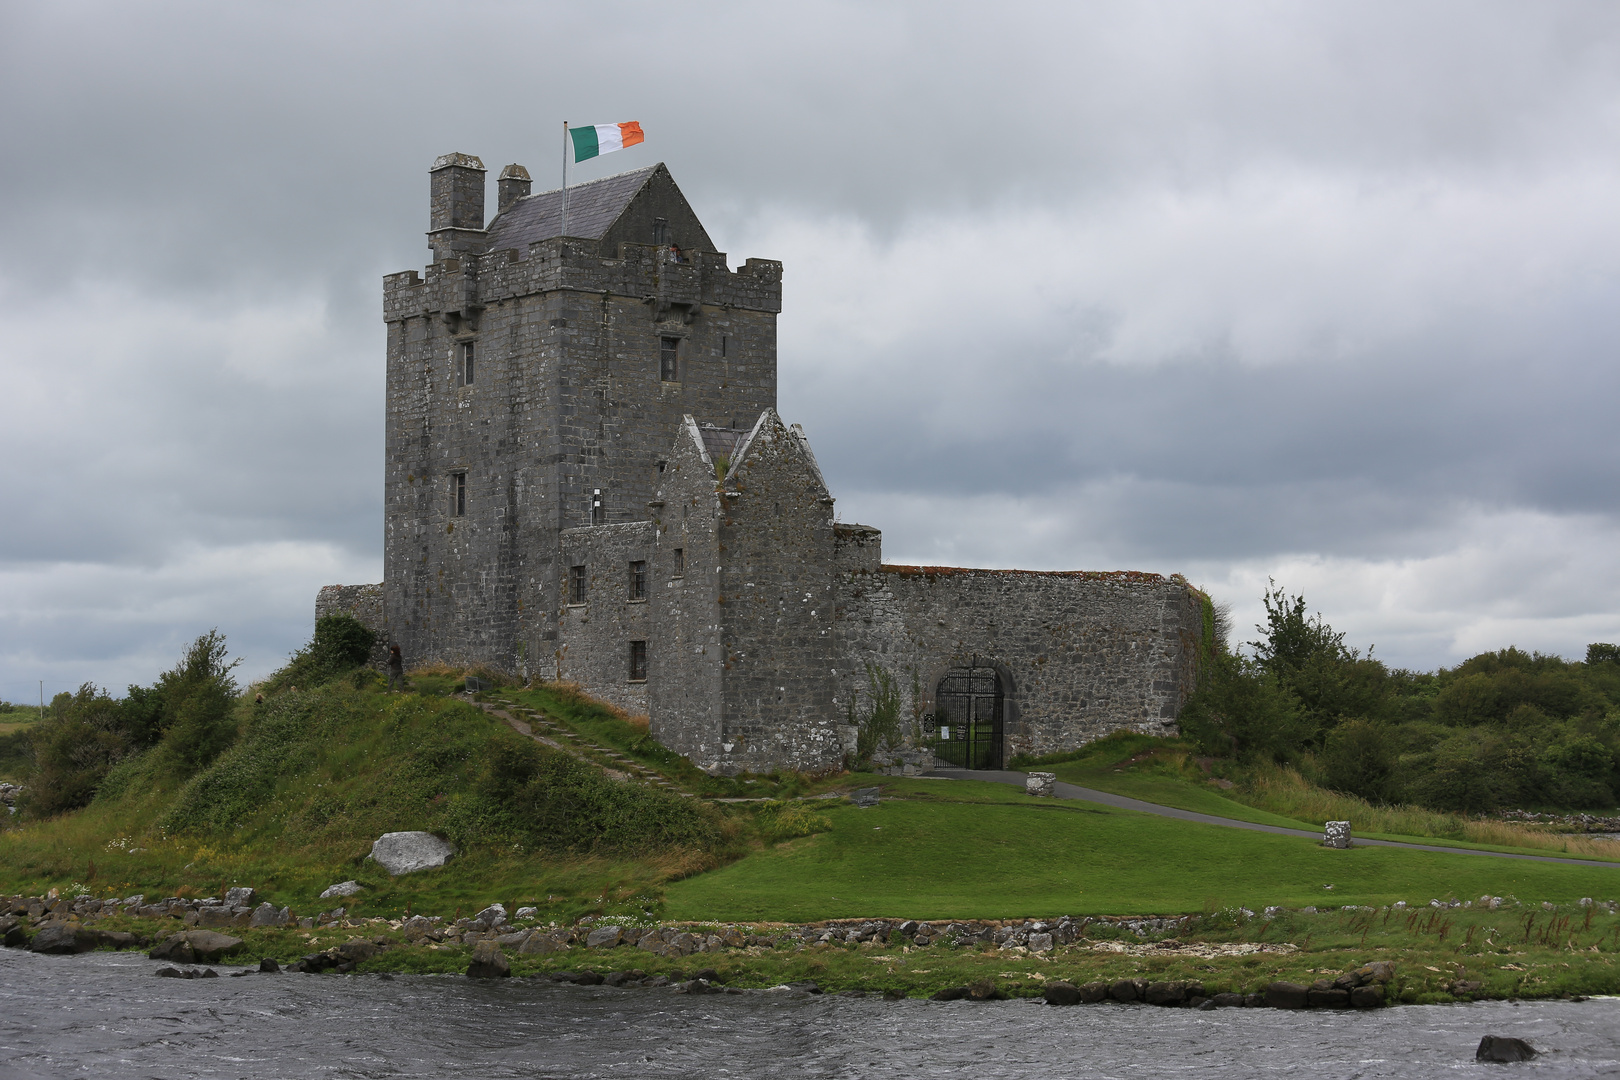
[561, 122, 569, 238]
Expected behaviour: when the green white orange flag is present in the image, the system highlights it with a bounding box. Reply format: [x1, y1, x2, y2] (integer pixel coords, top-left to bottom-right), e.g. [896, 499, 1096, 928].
[570, 122, 644, 163]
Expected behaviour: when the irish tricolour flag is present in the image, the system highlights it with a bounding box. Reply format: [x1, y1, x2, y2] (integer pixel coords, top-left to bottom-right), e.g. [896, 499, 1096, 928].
[570, 122, 645, 163]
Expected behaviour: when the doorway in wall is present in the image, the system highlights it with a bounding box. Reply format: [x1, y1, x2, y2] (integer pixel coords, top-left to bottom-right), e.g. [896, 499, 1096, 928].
[931, 662, 1004, 770]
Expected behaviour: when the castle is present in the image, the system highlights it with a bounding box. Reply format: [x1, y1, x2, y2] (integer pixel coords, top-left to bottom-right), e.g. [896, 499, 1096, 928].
[317, 152, 1209, 775]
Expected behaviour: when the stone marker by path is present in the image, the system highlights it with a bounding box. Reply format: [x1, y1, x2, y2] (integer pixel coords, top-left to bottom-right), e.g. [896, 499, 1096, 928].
[1324, 821, 1352, 849]
[851, 787, 880, 808]
[1025, 772, 1056, 798]
[369, 832, 454, 875]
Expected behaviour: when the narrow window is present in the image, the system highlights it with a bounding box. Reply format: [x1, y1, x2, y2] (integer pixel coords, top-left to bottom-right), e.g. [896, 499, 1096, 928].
[569, 564, 587, 604]
[451, 473, 466, 517]
[652, 218, 669, 246]
[721, 335, 727, 358]
[671, 548, 684, 576]
[628, 560, 647, 601]
[460, 341, 475, 386]
[590, 488, 604, 526]
[628, 640, 648, 682]
[660, 337, 679, 382]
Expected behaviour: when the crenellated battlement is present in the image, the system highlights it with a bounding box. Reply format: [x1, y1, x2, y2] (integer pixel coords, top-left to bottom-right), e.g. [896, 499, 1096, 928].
[383, 239, 781, 324]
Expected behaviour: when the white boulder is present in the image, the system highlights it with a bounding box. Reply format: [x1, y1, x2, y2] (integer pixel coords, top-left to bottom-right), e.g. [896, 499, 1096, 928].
[369, 831, 455, 875]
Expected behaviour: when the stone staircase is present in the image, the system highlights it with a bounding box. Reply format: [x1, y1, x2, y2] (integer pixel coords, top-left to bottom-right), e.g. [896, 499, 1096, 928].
[473, 695, 692, 797]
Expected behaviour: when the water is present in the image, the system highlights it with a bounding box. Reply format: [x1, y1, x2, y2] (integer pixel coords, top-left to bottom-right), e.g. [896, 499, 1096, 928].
[3, 949, 1618, 1079]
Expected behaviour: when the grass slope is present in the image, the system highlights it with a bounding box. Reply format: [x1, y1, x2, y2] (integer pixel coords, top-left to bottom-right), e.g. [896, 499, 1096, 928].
[665, 777, 1620, 921]
[0, 677, 724, 924]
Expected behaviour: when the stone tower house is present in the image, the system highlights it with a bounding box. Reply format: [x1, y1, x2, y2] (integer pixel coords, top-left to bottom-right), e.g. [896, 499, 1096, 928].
[319, 152, 1208, 775]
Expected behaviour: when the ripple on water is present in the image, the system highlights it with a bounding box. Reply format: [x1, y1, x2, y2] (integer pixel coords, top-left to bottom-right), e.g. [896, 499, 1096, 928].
[2, 949, 1617, 1078]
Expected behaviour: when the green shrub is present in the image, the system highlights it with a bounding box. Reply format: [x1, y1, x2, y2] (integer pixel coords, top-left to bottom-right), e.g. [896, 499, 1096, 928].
[755, 800, 833, 843]
[19, 685, 133, 817]
[264, 613, 377, 692]
[156, 630, 241, 777]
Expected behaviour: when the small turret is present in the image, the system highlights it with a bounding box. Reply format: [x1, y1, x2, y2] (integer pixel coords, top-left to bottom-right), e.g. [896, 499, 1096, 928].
[428, 152, 486, 260]
[497, 164, 531, 215]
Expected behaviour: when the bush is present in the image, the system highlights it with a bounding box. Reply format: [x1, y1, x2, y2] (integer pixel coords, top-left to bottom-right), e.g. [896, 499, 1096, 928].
[264, 614, 378, 692]
[157, 630, 242, 777]
[19, 685, 133, 817]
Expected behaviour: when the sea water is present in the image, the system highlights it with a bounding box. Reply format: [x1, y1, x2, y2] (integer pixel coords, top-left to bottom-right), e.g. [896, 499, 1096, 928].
[2, 948, 1617, 1078]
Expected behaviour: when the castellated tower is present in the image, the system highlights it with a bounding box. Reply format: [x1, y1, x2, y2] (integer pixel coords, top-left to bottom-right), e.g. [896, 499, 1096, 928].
[381, 154, 783, 682]
[322, 150, 1207, 777]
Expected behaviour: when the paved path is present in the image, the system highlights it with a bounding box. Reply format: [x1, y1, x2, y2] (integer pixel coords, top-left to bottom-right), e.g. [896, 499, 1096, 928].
[930, 767, 1620, 870]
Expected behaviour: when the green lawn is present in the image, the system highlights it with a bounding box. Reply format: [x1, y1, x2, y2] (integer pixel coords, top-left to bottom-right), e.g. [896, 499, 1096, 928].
[1048, 761, 1620, 862]
[1047, 763, 1320, 829]
[664, 778, 1620, 921]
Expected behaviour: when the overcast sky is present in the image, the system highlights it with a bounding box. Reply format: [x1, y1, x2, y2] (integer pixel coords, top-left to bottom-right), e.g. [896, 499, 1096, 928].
[3, 0, 1619, 699]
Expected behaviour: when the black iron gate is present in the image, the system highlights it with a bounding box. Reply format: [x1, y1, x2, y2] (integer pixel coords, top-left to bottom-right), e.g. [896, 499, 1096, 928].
[928, 662, 1003, 770]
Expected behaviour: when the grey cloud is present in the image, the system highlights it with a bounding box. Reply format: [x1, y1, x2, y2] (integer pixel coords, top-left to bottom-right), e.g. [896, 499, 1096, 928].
[4, 0, 1620, 694]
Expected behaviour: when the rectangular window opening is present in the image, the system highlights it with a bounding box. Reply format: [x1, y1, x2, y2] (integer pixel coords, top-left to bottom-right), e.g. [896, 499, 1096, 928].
[660, 337, 679, 382]
[672, 548, 684, 576]
[460, 341, 475, 386]
[452, 473, 466, 517]
[721, 335, 727, 358]
[628, 560, 648, 601]
[628, 640, 648, 682]
[569, 564, 587, 604]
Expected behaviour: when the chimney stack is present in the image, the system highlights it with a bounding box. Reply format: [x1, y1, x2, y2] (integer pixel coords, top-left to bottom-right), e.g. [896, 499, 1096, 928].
[497, 164, 532, 215]
[428, 152, 486, 261]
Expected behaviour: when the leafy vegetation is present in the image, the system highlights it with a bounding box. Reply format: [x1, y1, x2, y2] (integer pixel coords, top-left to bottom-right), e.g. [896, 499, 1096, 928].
[1177, 581, 1620, 814]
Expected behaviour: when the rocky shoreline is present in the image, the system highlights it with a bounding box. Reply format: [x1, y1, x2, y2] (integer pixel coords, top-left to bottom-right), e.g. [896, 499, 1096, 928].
[6, 888, 1613, 1008]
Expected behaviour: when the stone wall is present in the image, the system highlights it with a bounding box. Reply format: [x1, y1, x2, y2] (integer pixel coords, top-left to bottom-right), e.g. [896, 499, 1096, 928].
[314, 583, 391, 669]
[835, 561, 1205, 761]
[556, 522, 655, 716]
[644, 417, 725, 766]
[712, 412, 845, 774]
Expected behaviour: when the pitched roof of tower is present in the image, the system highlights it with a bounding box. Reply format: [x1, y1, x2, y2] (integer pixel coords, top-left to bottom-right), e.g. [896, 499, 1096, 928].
[484, 162, 715, 254]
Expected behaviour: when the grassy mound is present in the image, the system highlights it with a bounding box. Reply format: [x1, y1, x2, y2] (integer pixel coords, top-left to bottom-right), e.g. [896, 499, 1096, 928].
[0, 673, 730, 922]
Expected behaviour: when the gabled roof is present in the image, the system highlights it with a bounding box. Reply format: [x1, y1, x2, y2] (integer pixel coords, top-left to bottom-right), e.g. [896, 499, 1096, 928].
[697, 424, 750, 463]
[486, 165, 658, 249]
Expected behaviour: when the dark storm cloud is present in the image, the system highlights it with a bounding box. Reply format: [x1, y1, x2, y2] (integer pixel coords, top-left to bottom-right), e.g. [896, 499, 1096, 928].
[3, 0, 1620, 696]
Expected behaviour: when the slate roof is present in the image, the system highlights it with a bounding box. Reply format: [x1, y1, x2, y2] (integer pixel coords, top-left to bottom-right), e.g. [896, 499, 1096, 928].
[698, 424, 749, 462]
[484, 165, 659, 251]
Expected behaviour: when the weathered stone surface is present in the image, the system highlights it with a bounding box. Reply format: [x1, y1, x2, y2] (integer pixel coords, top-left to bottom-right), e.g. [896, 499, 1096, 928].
[1042, 981, 1081, 1006]
[850, 787, 881, 808]
[1476, 1036, 1537, 1063]
[1265, 981, 1309, 1009]
[337, 940, 382, 962]
[149, 936, 197, 964]
[1109, 978, 1146, 1003]
[930, 986, 970, 1001]
[184, 930, 246, 962]
[250, 903, 290, 928]
[1349, 985, 1384, 1008]
[223, 887, 256, 907]
[1078, 981, 1110, 1004]
[369, 832, 454, 876]
[320, 880, 363, 899]
[473, 904, 507, 928]
[3, 925, 28, 948]
[1210, 993, 1245, 1007]
[1027, 932, 1054, 953]
[1307, 988, 1351, 1008]
[1144, 981, 1187, 1007]
[259, 957, 280, 973]
[586, 926, 624, 949]
[1025, 772, 1056, 798]
[1323, 821, 1352, 849]
[466, 941, 510, 978]
[29, 923, 91, 954]
[518, 932, 569, 955]
[196, 907, 246, 929]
